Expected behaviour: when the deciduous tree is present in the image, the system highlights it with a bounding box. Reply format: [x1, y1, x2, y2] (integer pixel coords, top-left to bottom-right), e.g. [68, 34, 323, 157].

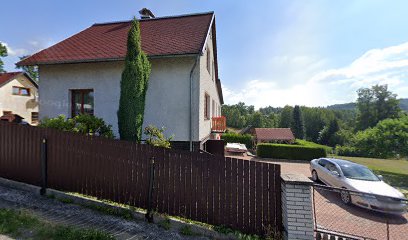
[16, 55, 39, 82]
[0, 42, 8, 73]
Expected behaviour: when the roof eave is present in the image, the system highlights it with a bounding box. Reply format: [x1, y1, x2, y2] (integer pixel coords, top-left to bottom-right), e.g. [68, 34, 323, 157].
[17, 53, 201, 66]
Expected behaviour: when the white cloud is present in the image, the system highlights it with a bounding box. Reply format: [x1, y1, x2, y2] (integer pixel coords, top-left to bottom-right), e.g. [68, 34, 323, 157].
[0, 42, 28, 57]
[224, 42, 408, 108]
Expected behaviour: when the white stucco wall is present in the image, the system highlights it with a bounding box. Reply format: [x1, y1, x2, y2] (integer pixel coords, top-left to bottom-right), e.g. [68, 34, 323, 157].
[198, 30, 222, 141]
[0, 75, 39, 124]
[38, 57, 200, 141]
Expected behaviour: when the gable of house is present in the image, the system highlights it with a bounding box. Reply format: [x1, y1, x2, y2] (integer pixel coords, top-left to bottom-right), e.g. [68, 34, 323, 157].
[0, 72, 39, 124]
[18, 11, 223, 106]
[17, 12, 223, 145]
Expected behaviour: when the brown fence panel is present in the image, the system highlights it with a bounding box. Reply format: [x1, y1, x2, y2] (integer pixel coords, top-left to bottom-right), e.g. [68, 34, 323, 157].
[0, 122, 282, 236]
[0, 122, 41, 186]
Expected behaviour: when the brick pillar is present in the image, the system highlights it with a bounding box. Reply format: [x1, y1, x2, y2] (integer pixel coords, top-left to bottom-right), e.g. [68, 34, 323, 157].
[281, 174, 314, 240]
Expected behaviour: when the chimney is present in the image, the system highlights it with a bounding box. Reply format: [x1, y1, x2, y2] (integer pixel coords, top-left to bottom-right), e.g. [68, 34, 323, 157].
[139, 8, 155, 19]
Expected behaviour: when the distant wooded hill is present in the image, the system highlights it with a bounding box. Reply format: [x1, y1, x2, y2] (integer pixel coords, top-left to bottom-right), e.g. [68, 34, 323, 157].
[327, 98, 408, 111]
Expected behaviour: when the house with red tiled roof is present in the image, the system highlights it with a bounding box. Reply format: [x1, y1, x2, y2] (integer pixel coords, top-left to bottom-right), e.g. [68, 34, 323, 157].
[253, 128, 295, 144]
[0, 72, 39, 125]
[17, 10, 224, 151]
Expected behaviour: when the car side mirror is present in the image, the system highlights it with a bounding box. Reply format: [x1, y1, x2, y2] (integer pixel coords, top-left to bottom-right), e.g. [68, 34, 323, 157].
[378, 175, 383, 181]
[331, 170, 340, 177]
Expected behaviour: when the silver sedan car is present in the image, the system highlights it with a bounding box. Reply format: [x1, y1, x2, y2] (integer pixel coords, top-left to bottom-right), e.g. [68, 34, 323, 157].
[310, 158, 407, 214]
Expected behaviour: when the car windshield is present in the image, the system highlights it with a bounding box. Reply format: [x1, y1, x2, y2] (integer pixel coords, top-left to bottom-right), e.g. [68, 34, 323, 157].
[339, 164, 380, 181]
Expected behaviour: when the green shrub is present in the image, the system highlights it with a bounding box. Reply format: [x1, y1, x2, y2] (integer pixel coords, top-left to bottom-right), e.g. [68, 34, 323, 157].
[335, 145, 362, 157]
[221, 133, 253, 149]
[256, 143, 326, 160]
[295, 139, 333, 154]
[144, 125, 173, 148]
[40, 114, 114, 139]
[179, 225, 199, 236]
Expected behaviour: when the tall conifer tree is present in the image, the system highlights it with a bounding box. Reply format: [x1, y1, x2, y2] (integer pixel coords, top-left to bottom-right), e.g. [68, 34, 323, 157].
[118, 18, 151, 141]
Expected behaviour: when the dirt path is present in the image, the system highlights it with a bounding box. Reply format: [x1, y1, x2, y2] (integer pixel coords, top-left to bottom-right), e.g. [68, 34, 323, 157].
[0, 185, 209, 240]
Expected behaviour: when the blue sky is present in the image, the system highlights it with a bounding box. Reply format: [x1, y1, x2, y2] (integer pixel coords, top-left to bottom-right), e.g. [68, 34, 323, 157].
[2, 0, 408, 108]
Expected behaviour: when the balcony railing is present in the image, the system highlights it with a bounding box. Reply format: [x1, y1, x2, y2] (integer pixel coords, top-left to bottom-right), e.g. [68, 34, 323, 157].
[211, 116, 226, 133]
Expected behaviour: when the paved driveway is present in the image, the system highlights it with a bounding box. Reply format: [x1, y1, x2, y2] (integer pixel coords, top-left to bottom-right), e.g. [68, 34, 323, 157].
[227, 153, 408, 239]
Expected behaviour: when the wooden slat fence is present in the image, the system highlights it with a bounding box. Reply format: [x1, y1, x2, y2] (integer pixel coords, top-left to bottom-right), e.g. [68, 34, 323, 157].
[0, 122, 281, 235]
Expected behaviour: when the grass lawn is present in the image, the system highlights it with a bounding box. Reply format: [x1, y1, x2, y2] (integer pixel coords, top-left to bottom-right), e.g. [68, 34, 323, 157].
[329, 155, 408, 197]
[0, 208, 113, 240]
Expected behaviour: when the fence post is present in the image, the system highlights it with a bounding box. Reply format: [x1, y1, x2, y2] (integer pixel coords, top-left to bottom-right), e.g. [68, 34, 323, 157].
[281, 174, 314, 240]
[40, 138, 47, 195]
[145, 156, 156, 223]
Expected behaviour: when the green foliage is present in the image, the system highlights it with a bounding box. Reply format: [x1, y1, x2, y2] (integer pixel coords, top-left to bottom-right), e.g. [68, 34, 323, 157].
[213, 225, 265, 240]
[0, 209, 39, 236]
[295, 139, 333, 154]
[291, 105, 305, 139]
[118, 18, 151, 142]
[0, 208, 113, 240]
[356, 84, 400, 130]
[0, 42, 7, 73]
[338, 115, 408, 158]
[40, 114, 114, 139]
[158, 218, 171, 230]
[57, 197, 74, 204]
[279, 105, 293, 128]
[317, 119, 340, 147]
[81, 203, 133, 220]
[335, 145, 361, 157]
[221, 132, 253, 149]
[257, 143, 327, 160]
[16, 55, 39, 82]
[40, 226, 114, 240]
[144, 125, 173, 148]
[179, 225, 199, 236]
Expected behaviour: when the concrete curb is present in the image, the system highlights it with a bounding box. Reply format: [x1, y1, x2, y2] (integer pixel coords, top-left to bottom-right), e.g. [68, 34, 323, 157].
[0, 177, 236, 239]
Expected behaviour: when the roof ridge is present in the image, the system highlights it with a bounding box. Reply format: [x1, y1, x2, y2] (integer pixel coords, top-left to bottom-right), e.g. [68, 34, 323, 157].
[93, 11, 214, 26]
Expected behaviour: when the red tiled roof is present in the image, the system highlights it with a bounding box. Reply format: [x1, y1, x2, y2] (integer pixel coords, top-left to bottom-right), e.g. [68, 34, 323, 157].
[18, 12, 214, 66]
[254, 128, 295, 141]
[0, 72, 23, 86]
[0, 71, 38, 88]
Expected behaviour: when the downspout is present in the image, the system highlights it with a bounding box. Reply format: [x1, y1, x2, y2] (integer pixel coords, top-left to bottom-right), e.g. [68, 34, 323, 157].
[189, 55, 200, 151]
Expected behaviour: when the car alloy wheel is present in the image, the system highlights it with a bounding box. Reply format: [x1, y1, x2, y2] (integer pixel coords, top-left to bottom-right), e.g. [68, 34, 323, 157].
[311, 170, 318, 182]
[340, 189, 351, 205]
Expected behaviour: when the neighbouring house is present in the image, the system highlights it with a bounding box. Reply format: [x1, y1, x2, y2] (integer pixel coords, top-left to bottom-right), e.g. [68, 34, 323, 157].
[0, 72, 39, 125]
[17, 10, 225, 151]
[239, 125, 253, 135]
[253, 128, 295, 145]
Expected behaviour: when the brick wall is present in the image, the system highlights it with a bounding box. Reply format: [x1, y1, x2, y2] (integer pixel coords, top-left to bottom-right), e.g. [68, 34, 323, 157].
[281, 174, 314, 240]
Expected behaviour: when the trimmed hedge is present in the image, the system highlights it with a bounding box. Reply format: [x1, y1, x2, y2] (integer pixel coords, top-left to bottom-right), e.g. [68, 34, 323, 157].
[335, 145, 363, 157]
[295, 139, 333, 154]
[221, 132, 253, 149]
[256, 143, 326, 161]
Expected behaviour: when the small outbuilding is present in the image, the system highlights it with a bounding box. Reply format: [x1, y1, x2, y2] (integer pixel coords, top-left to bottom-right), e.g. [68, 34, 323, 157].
[253, 128, 295, 144]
